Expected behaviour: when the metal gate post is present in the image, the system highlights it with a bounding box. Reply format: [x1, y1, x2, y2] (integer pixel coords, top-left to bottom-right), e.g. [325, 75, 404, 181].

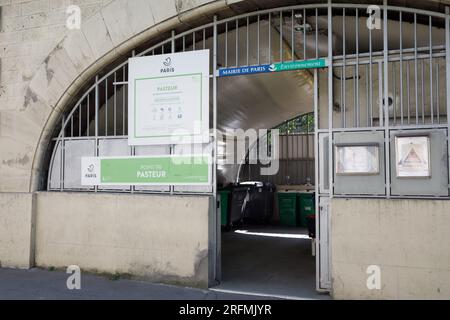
[328, 0, 334, 199]
[212, 15, 221, 284]
[446, 7, 450, 190]
[313, 68, 321, 292]
[383, 0, 391, 198]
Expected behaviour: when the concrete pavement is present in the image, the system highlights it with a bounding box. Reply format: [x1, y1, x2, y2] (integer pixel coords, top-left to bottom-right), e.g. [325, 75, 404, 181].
[0, 268, 274, 300]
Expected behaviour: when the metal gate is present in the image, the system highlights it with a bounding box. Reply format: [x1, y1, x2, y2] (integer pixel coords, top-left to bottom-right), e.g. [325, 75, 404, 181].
[46, 1, 450, 292]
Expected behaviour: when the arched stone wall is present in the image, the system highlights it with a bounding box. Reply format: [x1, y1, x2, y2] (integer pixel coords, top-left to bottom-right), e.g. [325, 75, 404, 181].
[3, 0, 449, 193]
[0, 0, 234, 193]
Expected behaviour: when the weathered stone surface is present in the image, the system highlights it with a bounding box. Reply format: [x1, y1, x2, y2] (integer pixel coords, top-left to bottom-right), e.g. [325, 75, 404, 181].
[331, 198, 450, 299]
[35, 192, 210, 287]
[0, 193, 35, 268]
[81, 10, 115, 61]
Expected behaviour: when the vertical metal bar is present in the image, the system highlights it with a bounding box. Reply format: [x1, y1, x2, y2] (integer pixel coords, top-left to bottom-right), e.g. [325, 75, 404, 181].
[286, 126, 290, 179]
[203, 28, 206, 50]
[430, 16, 434, 124]
[257, 15, 260, 65]
[327, 0, 333, 199]
[369, 11, 373, 126]
[95, 75, 99, 193]
[213, 15, 219, 282]
[355, 8, 359, 127]
[193, 31, 196, 50]
[172, 30, 176, 53]
[303, 8, 306, 60]
[235, 19, 239, 67]
[171, 30, 176, 196]
[318, 0, 334, 293]
[446, 6, 450, 192]
[87, 92, 90, 136]
[415, 13, 419, 124]
[225, 23, 228, 67]
[400, 11, 404, 125]
[378, 62, 383, 127]
[315, 8, 319, 59]
[383, 0, 390, 198]
[366, 64, 370, 126]
[60, 115, 65, 191]
[183, 35, 186, 52]
[269, 13, 272, 64]
[353, 66, 357, 127]
[437, 62, 440, 123]
[280, 10, 283, 62]
[246, 16, 249, 66]
[393, 63, 396, 124]
[131, 144, 135, 194]
[291, 10, 295, 61]
[105, 77, 108, 136]
[342, 8, 346, 128]
[122, 67, 126, 134]
[71, 113, 73, 137]
[421, 60, 425, 123]
[340, 65, 343, 126]
[114, 72, 117, 136]
[407, 60, 411, 124]
[78, 104, 81, 137]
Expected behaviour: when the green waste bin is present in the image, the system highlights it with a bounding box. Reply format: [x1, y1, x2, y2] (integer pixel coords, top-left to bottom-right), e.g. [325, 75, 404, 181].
[297, 193, 315, 227]
[219, 190, 231, 227]
[277, 192, 298, 227]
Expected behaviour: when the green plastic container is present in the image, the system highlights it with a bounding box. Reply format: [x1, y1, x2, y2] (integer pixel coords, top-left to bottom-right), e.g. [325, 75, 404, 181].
[278, 193, 298, 227]
[297, 193, 315, 227]
[219, 190, 230, 227]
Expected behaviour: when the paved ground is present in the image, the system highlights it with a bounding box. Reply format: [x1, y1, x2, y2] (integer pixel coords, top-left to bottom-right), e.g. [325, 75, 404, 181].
[0, 268, 273, 300]
[218, 225, 330, 300]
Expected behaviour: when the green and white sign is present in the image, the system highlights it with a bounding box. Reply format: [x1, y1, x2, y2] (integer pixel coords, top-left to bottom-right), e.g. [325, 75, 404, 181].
[81, 155, 211, 186]
[128, 50, 210, 146]
[270, 58, 329, 72]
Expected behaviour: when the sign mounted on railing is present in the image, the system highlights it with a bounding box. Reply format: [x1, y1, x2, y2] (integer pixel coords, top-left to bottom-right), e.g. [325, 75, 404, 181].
[81, 155, 212, 186]
[128, 50, 210, 146]
[218, 58, 329, 77]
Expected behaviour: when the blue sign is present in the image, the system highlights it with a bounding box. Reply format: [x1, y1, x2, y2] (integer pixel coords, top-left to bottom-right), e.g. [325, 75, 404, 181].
[218, 64, 273, 77]
[218, 58, 329, 77]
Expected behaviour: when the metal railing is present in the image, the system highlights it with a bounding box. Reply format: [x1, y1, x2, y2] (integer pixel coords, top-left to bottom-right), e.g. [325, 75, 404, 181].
[47, 2, 450, 199]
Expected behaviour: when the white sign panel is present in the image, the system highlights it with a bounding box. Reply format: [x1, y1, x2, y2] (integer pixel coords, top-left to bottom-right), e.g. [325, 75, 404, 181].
[81, 157, 100, 186]
[128, 50, 210, 146]
[395, 136, 431, 178]
[335, 145, 380, 175]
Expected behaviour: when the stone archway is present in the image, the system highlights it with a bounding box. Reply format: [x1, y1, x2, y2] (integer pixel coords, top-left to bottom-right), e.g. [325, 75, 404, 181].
[22, 0, 231, 193]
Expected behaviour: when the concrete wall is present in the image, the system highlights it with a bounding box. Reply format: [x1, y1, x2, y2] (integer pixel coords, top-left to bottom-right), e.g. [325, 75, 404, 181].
[0, 193, 35, 268]
[35, 192, 210, 288]
[331, 198, 450, 299]
[0, 0, 244, 272]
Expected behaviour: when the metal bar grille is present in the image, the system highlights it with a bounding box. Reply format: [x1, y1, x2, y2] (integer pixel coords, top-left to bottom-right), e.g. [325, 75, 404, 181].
[47, 3, 450, 200]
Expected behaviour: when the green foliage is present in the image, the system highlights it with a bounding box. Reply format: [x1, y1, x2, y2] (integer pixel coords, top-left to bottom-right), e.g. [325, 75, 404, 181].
[276, 113, 314, 135]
